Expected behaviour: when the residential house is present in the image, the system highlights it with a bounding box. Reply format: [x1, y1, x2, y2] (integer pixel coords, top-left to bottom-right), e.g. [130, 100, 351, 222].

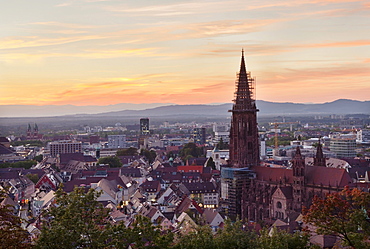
[35, 171, 63, 191]
[140, 180, 161, 202]
[202, 208, 224, 231]
[91, 178, 124, 205]
[179, 182, 219, 208]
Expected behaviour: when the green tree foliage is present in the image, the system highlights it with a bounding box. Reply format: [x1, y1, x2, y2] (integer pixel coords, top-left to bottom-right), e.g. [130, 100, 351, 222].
[33, 154, 43, 162]
[173, 225, 215, 249]
[26, 173, 39, 184]
[36, 187, 111, 249]
[140, 149, 157, 164]
[11, 140, 44, 147]
[214, 219, 257, 248]
[179, 143, 203, 161]
[0, 191, 32, 249]
[0, 160, 36, 169]
[36, 187, 173, 249]
[216, 138, 228, 150]
[98, 156, 122, 168]
[116, 147, 138, 156]
[303, 187, 370, 249]
[173, 219, 314, 249]
[257, 227, 312, 249]
[108, 215, 173, 249]
[206, 157, 216, 170]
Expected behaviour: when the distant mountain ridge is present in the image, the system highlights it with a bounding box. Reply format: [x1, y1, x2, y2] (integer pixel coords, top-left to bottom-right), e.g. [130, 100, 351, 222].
[0, 99, 369, 118]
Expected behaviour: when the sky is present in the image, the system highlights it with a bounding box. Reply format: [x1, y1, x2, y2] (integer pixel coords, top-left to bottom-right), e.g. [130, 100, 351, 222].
[1, 0, 370, 107]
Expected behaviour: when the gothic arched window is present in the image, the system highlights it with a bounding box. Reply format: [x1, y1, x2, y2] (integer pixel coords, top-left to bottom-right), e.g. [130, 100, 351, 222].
[277, 201, 282, 209]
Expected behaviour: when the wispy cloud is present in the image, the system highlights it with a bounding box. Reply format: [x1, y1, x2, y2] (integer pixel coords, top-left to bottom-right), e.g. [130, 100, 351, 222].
[105, 1, 239, 16]
[295, 40, 370, 48]
[0, 35, 105, 50]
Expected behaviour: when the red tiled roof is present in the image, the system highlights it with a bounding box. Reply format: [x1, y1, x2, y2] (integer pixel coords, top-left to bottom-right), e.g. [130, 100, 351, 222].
[253, 166, 293, 184]
[305, 166, 352, 187]
[177, 165, 203, 173]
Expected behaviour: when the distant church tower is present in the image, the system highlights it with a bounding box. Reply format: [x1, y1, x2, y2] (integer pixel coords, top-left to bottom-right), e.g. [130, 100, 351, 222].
[33, 123, 39, 138]
[229, 50, 260, 168]
[27, 124, 32, 139]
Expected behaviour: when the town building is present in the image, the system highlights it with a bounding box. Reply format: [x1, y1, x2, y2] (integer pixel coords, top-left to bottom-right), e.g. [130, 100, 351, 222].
[49, 140, 82, 157]
[107, 135, 127, 149]
[140, 118, 150, 135]
[193, 127, 206, 145]
[329, 137, 357, 158]
[356, 129, 370, 143]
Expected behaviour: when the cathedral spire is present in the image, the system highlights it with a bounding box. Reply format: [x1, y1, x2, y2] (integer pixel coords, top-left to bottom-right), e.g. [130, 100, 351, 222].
[295, 145, 302, 158]
[229, 50, 259, 168]
[314, 138, 326, 167]
[292, 145, 305, 212]
[233, 50, 257, 112]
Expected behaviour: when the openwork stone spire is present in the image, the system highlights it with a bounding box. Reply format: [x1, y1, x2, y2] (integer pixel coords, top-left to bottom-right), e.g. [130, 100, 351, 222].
[314, 138, 326, 167]
[229, 50, 260, 168]
[232, 49, 257, 112]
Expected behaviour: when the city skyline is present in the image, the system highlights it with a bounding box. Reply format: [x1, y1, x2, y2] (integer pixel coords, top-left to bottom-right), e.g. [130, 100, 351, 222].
[2, 0, 370, 107]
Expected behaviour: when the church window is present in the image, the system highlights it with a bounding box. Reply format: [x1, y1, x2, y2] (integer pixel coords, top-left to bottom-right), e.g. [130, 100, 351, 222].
[277, 201, 282, 209]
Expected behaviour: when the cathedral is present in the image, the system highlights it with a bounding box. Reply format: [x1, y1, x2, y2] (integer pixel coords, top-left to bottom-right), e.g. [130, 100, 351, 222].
[227, 51, 353, 223]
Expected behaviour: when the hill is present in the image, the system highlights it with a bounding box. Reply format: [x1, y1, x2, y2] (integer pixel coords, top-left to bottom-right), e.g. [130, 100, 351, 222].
[0, 99, 369, 118]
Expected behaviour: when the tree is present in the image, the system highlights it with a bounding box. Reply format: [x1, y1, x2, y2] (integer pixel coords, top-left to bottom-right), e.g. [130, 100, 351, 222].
[206, 157, 216, 170]
[33, 154, 43, 162]
[36, 187, 174, 249]
[257, 227, 312, 249]
[98, 156, 122, 168]
[214, 218, 257, 249]
[26, 173, 39, 184]
[36, 187, 111, 248]
[0, 191, 32, 249]
[179, 143, 203, 161]
[173, 225, 215, 249]
[116, 147, 138, 156]
[303, 187, 370, 249]
[216, 138, 228, 150]
[140, 149, 157, 164]
[0, 160, 36, 169]
[120, 215, 173, 249]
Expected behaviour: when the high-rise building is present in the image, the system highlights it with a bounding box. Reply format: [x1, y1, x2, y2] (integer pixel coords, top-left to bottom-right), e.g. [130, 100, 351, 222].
[193, 127, 206, 145]
[140, 118, 150, 135]
[330, 137, 357, 158]
[229, 50, 260, 168]
[139, 118, 150, 149]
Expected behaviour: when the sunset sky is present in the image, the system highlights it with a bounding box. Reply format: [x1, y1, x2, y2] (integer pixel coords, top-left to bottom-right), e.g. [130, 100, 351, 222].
[1, 0, 370, 106]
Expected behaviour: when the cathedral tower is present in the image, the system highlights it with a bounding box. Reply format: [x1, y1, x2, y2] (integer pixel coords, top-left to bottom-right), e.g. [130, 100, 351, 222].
[313, 138, 326, 167]
[27, 124, 32, 139]
[229, 50, 260, 168]
[33, 123, 39, 138]
[292, 146, 305, 212]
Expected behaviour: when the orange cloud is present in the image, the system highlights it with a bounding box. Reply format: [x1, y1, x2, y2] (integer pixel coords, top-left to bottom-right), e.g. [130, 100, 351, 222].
[105, 1, 240, 16]
[0, 35, 105, 50]
[257, 61, 370, 102]
[295, 40, 370, 48]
